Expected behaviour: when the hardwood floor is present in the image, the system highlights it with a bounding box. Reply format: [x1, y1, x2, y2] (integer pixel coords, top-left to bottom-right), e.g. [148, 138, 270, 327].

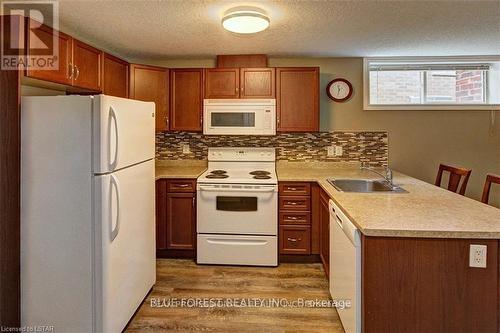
[126, 259, 344, 333]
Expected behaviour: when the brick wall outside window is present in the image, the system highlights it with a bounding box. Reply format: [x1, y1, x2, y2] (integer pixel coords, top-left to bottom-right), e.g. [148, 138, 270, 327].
[370, 70, 485, 104]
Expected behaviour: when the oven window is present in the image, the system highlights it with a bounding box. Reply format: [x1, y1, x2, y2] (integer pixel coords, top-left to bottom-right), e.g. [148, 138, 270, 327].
[211, 112, 255, 127]
[216, 196, 258, 211]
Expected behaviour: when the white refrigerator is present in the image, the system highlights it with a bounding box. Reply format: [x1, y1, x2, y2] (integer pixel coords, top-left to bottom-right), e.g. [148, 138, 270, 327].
[21, 95, 156, 333]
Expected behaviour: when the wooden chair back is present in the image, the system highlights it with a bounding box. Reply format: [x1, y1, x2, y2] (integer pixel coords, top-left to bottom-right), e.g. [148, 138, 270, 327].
[482, 174, 500, 205]
[435, 164, 472, 195]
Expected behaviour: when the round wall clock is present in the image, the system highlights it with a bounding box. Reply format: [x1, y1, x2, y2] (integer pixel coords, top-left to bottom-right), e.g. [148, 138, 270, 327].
[326, 78, 353, 102]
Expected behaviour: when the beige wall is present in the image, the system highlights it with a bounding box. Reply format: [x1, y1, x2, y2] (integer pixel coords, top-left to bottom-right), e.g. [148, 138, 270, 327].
[129, 56, 500, 208]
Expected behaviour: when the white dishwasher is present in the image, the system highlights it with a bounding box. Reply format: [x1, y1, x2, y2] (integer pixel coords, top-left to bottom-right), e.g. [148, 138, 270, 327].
[329, 200, 361, 333]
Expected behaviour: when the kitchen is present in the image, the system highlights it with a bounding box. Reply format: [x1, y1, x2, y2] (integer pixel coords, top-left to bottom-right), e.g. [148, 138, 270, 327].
[1, 1, 500, 332]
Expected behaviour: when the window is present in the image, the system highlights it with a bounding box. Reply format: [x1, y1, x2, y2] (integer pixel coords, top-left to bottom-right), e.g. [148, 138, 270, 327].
[364, 57, 500, 110]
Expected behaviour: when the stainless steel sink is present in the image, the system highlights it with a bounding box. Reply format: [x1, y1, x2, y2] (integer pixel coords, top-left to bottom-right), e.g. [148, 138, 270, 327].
[327, 179, 407, 193]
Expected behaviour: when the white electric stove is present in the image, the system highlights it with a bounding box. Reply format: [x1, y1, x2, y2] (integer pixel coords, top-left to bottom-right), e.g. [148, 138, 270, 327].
[197, 147, 278, 267]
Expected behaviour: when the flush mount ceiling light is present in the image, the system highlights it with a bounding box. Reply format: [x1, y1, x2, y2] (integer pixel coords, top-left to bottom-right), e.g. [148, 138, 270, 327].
[222, 7, 270, 34]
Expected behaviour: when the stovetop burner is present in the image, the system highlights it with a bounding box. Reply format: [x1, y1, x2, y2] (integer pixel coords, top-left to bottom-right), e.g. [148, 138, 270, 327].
[249, 170, 271, 176]
[253, 175, 272, 180]
[206, 174, 229, 179]
[210, 170, 227, 175]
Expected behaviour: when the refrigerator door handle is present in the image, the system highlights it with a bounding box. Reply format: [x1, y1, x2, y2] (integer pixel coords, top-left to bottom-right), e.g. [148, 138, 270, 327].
[108, 106, 119, 170]
[110, 174, 121, 241]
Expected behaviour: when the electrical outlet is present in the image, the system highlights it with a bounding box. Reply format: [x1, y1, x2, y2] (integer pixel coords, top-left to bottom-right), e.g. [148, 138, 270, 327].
[181, 144, 191, 154]
[327, 145, 343, 157]
[469, 244, 487, 268]
[327, 146, 335, 156]
[335, 145, 343, 156]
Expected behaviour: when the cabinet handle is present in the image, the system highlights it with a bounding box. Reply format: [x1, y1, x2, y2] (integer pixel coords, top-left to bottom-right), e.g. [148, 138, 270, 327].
[68, 63, 73, 79]
[74, 65, 80, 80]
[287, 237, 301, 243]
[287, 201, 298, 205]
[235, 87, 238, 93]
[174, 184, 190, 188]
[288, 216, 298, 220]
[277, 118, 280, 126]
[288, 187, 297, 191]
[166, 117, 169, 128]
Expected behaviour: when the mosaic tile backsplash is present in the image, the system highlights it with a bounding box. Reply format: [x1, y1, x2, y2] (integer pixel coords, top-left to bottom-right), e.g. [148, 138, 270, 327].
[156, 131, 388, 166]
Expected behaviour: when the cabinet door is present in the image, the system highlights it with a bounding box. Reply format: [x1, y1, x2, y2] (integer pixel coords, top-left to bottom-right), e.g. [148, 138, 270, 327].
[166, 193, 196, 250]
[276, 67, 319, 132]
[155, 180, 167, 250]
[102, 53, 128, 98]
[129, 64, 169, 131]
[204, 68, 239, 98]
[240, 68, 275, 98]
[72, 38, 103, 91]
[25, 19, 72, 86]
[170, 69, 203, 131]
[319, 192, 330, 277]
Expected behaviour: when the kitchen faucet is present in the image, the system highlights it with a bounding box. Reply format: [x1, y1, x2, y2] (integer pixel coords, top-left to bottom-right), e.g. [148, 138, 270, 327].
[360, 162, 395, 187]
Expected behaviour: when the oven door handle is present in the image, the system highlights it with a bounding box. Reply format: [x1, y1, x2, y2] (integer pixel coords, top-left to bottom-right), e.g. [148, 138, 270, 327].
[198, 186, 276, 193]
[206, 238, 269, 246]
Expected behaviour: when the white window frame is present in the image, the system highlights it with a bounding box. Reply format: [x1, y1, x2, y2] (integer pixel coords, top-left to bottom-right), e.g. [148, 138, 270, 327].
[363, 56, 500, 111]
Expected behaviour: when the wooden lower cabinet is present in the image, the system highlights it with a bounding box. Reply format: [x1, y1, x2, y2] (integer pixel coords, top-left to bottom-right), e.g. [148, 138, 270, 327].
[362, 237, 499, 332]
[319, 188, 330, 277]
[166, 192, 196, 250]
[279, 182, 313, 257]
[156, 179, 196, 258]
[155, 179, 168, 249]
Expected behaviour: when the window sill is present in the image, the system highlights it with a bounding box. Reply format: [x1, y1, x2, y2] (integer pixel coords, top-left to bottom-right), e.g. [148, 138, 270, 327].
[363, 104, 500, 111]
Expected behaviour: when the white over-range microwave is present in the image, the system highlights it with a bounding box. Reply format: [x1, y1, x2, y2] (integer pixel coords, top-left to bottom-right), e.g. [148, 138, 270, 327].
[203, 99, 276, 135]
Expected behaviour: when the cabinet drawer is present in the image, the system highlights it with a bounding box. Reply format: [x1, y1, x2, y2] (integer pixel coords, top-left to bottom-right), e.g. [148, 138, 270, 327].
[279, 182, 311, 196]
[279, 196, 310, 211]
[167, 179, 196, 192]
[280, 226, 311, 255]
[279, 211, 310, 225]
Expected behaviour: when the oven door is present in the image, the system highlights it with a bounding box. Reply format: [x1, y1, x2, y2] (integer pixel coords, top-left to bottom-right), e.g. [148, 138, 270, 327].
[203, 106, 275, 135]
[197, 184, 278, 235]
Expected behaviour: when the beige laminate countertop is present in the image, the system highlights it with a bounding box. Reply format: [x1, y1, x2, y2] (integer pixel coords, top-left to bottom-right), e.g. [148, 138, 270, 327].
[277, 162, 500, 239]
[155, 160, 207, 180]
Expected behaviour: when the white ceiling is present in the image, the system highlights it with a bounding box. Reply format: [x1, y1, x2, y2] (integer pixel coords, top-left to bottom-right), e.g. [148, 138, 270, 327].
[58, 0, 500, 60]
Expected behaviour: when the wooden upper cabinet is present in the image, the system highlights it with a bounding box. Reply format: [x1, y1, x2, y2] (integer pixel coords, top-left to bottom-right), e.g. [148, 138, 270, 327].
[276, 67, 319, 132]
[217, 54, 267, 68]
[102, 53, 129, 98]
[204, 68, 239, 98]
[170, 69, 203, 131]
[71, 39, 102, 91]
[240, 68, 275, 98]
[25, 20, 72, 86]
[129, 64, 169, 132]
